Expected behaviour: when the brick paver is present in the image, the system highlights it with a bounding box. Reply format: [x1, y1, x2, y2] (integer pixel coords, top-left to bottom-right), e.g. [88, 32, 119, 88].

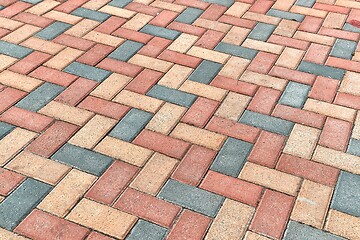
[0, 0, 359, 239]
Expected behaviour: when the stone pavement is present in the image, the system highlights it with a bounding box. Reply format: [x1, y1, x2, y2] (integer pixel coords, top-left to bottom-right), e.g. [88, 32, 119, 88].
[0, 0, 359, 239]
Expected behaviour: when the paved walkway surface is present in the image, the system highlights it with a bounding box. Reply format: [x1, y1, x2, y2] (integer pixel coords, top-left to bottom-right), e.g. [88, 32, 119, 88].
[0, 0, 359, 239]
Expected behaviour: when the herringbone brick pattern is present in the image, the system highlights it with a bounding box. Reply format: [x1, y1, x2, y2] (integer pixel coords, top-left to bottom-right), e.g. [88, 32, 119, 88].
[0, 0, 359, 239]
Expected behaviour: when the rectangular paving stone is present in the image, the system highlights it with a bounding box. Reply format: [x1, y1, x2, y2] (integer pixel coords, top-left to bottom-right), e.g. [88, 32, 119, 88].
[298, 61, 345, 80]
[313, 146, 360, 175]
[42, 13, 80, 25]
[248, 131, 285, 168]
[0, 128, 38, 166]
[0, 168, 24, 197]
[267, 9, 305, 22]
[304, 99, 356, 123]
[249, 189, 294, 239]
[206, 199, 254, 240]
[14, 209, 90, 240]
[69, 115, 117, 149]
[324, 14, 347, 30]
[131, 153, 178, 195]
[128, 54, 172, 73]
[45, 47, 83, 70]
[325, 210, 360, 240]
[22, 37, 65, 56]
[0, 16, 23, 30]
[0, 168, 23, 198]
[240, 162, 301, 196]
[6, 151, 71, 186]
[66, 198, 137, 239]
[291, 180, 333, 228]
[126, 220, 167, 240]
[295, 0, 316, 7]
[109, 0, 132, 8]
[95, 136, 153, 167]
[331, 171, 360, 218]
[179, 80, 227, 102]
[330, 39, 357, 60]
[158, 179, 224, 217]
[167, 34, 199, 54]
[339, 71, 360, 97]
[15, 82, 64, 112]
[206, 117, 260, 143]
[0, 122, 14, 140]
[6, 25, 41, 45]
[225, 2, 250, 18]
[243, 39, 283, 55]
[98, 5, 136, 19]
[210, 137, 253, 177]
[35, 21, 72, 40]
[240, 71, 287, 91]
[115, 188, 180, 228]
[83, 31, 124, 48]
[109, 40, 144, 62]
[52, 143, 113, 176]
[0, 86, 26, 113]
[292, 5, 327, 18]
[55, 78, 97, 106]
[188, 60, 223, 84]
[146, 102, 186, 135]
[202, 0, 233, 7]
[219, 56, 249, 79]
[114, 90, 162, 114]
[272, 105, 325, 128]
[319, 117, 353, 152]
[284, 221, 345, 240]
[38, 169, 96, 217]
[0, 178, 52, 230]
[276, 47, 304, 69]
[171, 123, 226, 151]
[277, 154, 339, 187]
[248, 23, 276, 41]
[239, 110, 294, 136]
[133, 129, 190, 160]
[188, 46, 230, 64]
[71, 7, 110, 22]
[147, 85, 197, 107]
[85, 161, 137, 205]
[167, 210, 211, 240]
[200, 170, 262, 207]
[223, 26, 250, 45]
[0, 40, 33, 59]
[91, 73, 131, 100]
[109, 108, 153, 142]
[140, 24, 180, 40]
[325, 15, 347, 31]
[279, 81, 311, 108]
[215, 42, 258, 60]
[215, 92, 250, 122]
[39, 101, 94, 126]
[175, 7, 203, 24]
[0, 70, 43, 93]
[64, 62, 111, 82]
[348, 138, 360, 157]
